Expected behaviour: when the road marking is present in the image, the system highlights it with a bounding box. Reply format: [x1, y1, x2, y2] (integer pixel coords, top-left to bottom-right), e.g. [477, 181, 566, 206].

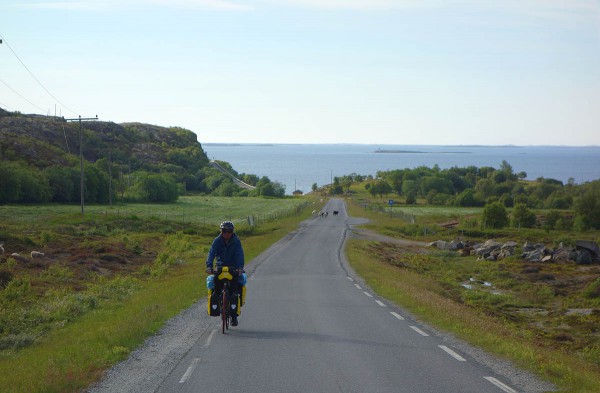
[483, 377, 517, 393]
[410, 326, 429, 336]
[204, 328, 216, 348]
[363, 291, 373, 298]
[375, 300, 386, 307]
[355, 284, 362, 290]
[347, 276, 354, 282]
[390, 312, 404, 320]
[179, 358, 199, 384]
[438, 345, 466, 361]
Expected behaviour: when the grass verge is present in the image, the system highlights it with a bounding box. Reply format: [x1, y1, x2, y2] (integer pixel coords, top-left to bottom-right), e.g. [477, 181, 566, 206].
[344, 193, 600, 392]
[0, 197, 317, 392]
[346, 239, 600, 392]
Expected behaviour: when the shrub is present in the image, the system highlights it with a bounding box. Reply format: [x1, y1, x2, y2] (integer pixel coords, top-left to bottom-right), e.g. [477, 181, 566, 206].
[482, 201, 509, 229]
[512, 203, 537, 228]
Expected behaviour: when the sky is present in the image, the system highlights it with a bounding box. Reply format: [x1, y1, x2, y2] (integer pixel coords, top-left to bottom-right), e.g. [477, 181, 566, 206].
[1, 0, 599, 146]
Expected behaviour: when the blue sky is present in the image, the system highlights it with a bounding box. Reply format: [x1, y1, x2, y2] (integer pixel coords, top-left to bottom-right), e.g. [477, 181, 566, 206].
[1, 0, 599, 145]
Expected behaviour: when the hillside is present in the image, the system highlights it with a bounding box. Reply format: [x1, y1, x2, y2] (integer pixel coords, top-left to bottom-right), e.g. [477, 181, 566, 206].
[0, 108, 208, 173]
[0, 108, 282, 202]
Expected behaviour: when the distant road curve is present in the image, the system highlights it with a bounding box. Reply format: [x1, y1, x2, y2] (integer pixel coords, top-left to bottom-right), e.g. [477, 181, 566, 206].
[209, 160, 256, 190]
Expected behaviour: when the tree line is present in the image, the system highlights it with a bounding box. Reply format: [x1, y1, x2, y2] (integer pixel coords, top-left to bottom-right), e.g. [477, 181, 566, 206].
[0, 159, 285, 204]
[331, 161, 600, 230]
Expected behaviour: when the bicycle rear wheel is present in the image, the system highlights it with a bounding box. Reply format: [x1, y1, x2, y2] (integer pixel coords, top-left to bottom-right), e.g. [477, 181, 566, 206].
[221, 288, 228, 334]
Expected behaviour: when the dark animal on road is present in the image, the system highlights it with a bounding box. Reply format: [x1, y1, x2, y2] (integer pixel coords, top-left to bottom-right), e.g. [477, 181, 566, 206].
[333, 211, 339, 216]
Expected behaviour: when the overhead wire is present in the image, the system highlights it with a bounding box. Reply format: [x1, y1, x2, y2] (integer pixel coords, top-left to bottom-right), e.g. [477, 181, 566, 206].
[0, 100, 17, 112]
[0, 32, 79, 116]
[0, 76, 47, 113]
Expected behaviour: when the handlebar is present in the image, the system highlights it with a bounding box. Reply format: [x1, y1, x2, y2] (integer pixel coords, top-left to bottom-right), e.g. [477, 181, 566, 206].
[206, 267, 245, 274]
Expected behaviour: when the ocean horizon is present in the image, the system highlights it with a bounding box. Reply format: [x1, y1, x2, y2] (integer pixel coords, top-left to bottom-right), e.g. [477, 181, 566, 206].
[202, 143, 600, 195]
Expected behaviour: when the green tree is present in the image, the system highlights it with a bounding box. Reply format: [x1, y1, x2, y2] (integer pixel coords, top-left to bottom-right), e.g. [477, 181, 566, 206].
[512, 203, 536, 228]
[130, 172, 178, 202]
[45, 166, 78, 203]
[402, 179, 418, 197]
[455, 189, 482, 207]
[370, 180, 392, 199]
[84, 163, 110, 204]
[482, 201, 509, 229]
[574, 187, 600, 229]
[13, 164, 51, 203]
[0, 161, 23, 203]
[405, 191, 417, 205]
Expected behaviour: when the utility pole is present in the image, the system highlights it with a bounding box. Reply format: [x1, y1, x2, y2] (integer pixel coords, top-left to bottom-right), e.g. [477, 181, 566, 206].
[108, 150, 113, 207]
[64, 115, 98, 216]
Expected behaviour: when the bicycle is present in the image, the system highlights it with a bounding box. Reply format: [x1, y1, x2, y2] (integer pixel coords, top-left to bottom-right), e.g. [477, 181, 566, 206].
[214, 267, 237, 334]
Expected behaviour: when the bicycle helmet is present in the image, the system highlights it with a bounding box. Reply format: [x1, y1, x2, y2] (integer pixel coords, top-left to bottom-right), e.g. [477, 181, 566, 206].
[220, 221, 234, 231]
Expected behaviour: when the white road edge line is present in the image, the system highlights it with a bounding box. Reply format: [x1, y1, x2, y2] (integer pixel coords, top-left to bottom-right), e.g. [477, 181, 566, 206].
[375, 300, 386, 307]
[410, 326, 429, 336]
[390, 312, 404, 320]
[438, 345, 466, 361]
[363, 291, 373, 298]
[179, 358, 199, 384]
[483, 377, 517, 393]
[347, 276, 354, 281]
[354, 284, 362, 290]
[204, 328, 217, 348]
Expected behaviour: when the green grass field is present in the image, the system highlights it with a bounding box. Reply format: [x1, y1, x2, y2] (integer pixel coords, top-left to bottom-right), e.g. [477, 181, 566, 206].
[0, 195, 318, 392]
[0, 195, 308, 226]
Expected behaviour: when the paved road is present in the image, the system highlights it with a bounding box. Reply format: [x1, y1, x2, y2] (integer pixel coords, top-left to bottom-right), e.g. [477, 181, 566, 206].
[148, 198, 548, 393]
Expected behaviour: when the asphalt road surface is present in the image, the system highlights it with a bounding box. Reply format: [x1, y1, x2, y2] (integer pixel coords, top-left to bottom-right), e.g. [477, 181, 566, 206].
[88, 199, 555, 393]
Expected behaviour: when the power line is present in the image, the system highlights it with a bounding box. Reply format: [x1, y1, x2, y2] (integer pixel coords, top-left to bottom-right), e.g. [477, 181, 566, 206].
[0, 32, 79, 116]
[0, 100, 17, 112]
[0, 76, 47, 113]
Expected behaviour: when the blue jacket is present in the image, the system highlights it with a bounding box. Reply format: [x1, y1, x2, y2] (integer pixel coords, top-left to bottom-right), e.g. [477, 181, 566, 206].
[206, 233, 245, 270]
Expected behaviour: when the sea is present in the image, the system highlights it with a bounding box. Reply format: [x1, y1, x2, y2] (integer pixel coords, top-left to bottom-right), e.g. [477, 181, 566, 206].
[202, 144, 600, 195]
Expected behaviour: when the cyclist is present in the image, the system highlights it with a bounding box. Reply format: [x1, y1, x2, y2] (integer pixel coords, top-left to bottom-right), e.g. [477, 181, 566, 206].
[206, 221, 245, 326]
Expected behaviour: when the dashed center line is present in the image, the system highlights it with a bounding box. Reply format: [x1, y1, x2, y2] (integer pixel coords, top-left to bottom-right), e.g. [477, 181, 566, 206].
[410, 326, 429, 336]
[390, 312, 404, 320]
[363, 291, 373, 298]
[375, 300, 386, 307]
[438, 345, 466, 361]
[347, 276, 354, 282]
[484, 377, 517, 393]
[354, 284, 362, 290]
[179, 358, 199, 384]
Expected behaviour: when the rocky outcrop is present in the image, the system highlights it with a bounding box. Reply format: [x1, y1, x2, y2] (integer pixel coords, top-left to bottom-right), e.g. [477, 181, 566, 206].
[428, 238, 599, 264]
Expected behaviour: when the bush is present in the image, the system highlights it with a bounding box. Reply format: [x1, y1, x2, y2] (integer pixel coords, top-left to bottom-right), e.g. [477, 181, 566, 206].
[575, 188, 600, 229]
[482, 201, 509, 229]
[130, 172, 179, 202]
[512, 203, 537, 228]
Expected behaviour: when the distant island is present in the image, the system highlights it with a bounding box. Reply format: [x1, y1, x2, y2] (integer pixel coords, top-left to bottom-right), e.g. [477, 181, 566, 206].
[204, 143, 274, 147]
[374, 149, 470, 154]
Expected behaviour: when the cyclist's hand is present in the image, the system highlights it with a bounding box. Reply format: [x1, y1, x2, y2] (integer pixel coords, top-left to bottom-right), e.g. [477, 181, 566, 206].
[237, 268, 244, 274]
[205, 267, 213, 274]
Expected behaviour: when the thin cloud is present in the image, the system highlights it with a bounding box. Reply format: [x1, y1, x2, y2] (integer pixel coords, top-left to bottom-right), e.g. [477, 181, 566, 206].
[20, 0, 251, 11]
[262, 0, 598, 27]
[150, 0, 251, 11]
[259, 0, 438, 10]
